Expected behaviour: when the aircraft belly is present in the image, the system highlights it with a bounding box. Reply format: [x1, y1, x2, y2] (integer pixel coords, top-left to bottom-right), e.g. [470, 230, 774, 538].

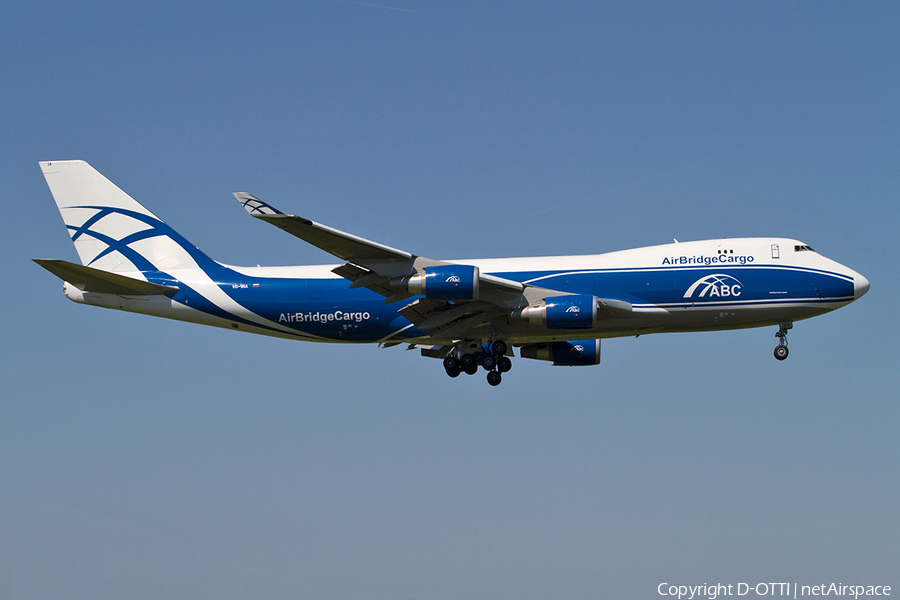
[661, 303, 834, 333]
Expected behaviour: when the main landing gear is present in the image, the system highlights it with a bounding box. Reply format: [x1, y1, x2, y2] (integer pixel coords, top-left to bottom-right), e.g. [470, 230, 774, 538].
[774, 321, 792, 361]
[443, 340, 512, 386]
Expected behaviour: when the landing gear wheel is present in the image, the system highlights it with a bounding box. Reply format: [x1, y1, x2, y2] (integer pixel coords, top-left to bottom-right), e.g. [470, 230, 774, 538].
[490, 340, 508, 356]
[464, 363, 479, 375]
[487, 371, 502, 386]
[774, 321, 792, 361]
[497, 356, 512, 373]
[774, 344, 789, 361]
[443, 356, 461, 377]
[460, 353, 476, 369]
[482, 354, 497, 370]
[443, 356, 459, 371]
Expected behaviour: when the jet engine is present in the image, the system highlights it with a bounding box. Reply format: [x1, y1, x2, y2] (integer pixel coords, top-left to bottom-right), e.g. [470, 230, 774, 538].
[519, 339, 601, 366]
[397, 264, 480, 301]
[514, 294, 598, 330]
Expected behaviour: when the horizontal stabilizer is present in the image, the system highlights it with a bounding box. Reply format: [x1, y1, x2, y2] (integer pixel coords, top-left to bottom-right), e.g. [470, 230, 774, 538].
[34, 259, 179, 295]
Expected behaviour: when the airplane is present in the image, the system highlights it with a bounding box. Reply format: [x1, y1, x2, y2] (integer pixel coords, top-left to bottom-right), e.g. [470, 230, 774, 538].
[35, 160, 870, 386]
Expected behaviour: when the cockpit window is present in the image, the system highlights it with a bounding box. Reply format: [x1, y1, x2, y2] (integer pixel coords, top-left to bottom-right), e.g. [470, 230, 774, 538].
[794, 245, 815, 252]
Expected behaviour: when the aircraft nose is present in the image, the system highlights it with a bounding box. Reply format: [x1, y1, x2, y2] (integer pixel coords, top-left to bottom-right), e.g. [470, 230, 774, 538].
[854, 273, 870, 299]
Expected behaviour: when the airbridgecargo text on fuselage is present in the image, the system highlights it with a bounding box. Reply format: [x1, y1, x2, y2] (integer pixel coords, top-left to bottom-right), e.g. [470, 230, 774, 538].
[279, 310, 371, 324]
[662, 255, 755, 266]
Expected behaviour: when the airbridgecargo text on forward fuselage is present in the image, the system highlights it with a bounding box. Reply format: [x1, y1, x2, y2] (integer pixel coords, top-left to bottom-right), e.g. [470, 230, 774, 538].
[279, 310, 371, 324]
[662, 254, 755, 266]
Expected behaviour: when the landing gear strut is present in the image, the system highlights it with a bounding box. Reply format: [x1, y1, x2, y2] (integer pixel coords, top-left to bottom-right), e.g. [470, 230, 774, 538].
[774, 321, 792, 361]
[442, 340, 512, 385]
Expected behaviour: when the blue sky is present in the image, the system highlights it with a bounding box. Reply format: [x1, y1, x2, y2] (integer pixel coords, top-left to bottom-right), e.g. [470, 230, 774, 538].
[2, 2, 898, 598]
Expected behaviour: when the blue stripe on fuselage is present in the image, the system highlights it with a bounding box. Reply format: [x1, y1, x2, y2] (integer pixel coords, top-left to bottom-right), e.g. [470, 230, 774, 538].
[503, 265, 854, 307]
[220, 277, 421, 341]
[142, 263, 853, 342]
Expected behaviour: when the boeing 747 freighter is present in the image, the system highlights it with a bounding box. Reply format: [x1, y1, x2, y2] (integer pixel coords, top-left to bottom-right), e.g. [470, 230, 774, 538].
[35, 160, 869, 385]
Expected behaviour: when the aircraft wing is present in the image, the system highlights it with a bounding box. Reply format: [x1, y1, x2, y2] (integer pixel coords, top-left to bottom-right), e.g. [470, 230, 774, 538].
[235, 193, 414, 264]
[236, 193, 530, 302]
[236, 194, 626, 341]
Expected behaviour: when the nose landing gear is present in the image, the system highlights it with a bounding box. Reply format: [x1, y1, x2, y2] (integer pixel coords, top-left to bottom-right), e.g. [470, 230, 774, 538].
[774, 321, 792, 361]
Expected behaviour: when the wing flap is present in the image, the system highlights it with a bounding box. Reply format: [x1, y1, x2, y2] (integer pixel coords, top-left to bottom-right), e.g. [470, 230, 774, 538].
[397, 298, 449, 326]
[410, 344, 453, 359]
[34, 259, 179, 295]
[417, 301, 497, 330]
[330, 263, 413, 304]
[398, 298, 505, 340]
[432, 312, 498, 340]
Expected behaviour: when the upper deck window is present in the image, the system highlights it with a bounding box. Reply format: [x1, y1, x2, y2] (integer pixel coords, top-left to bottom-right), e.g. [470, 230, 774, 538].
[794, 245, 815, 252]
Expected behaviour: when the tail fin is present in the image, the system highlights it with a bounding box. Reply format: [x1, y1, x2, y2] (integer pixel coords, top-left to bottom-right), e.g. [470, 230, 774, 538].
[40, 160, 215, 273]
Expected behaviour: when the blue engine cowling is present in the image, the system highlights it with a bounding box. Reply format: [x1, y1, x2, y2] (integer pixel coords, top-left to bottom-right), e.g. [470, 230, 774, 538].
[407, 264, 480, 301]
[519, 339, 601, 366]
[517, 294, 598, 330]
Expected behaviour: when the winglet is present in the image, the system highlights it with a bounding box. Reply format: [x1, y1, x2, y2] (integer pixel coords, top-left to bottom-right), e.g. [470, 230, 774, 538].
[235, 193, 286, 216]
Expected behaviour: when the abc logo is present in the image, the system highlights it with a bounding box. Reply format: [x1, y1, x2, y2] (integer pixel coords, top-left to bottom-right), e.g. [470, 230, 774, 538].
[683, 274, 743, 299]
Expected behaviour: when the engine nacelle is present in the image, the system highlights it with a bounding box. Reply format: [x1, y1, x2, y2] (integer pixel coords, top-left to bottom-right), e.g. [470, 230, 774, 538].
[516, 294, 598, 330]
[404, 264, 480, 301]
[519, 339, 601, 366]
